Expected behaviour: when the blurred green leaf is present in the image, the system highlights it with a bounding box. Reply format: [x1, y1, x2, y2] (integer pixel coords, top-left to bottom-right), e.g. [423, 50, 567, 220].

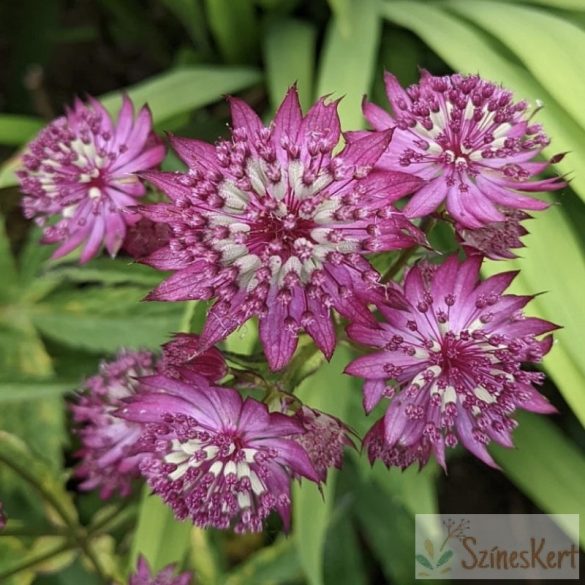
[0, 537, 36, 585]
[381, 0, 585, 202]
[264, 18, 317, 111]
[0, 431, 78, 526]
[447, 1, 585, 131]
[205, 0, 259, 64]
[492, 413, 585, 547]
[100, 67, 262, 126]
[45, 258, 164, 287]
[0, 380, 73, 402]
[222, 537, 301, 585]
[0, 215, 19, 302]
[161, 0, 212, 52]
[323, 514, 367, 585]
[130, 489, 192, 574]
[0, 115, 43, 146]
[317, 0, 382, 130]
[293, 346, 356, 585]
[189, 528, 225, 585]
[326, 0, 352, 36]
[492, 0, 585, 8]
[30, 286, 184, 353]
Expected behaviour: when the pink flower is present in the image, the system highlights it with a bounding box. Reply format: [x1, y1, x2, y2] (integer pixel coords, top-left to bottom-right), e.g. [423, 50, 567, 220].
[458, 208, 530, 260]
[18, 96, 165, 263]
[345, 256, 557, 470]
[118, 373, 319, 532]
[71, 350, 155, 498]
[158, 333, 227, 383]
[129, 556, 192, 585]
[292, 406, 354, 481]
[362, 71, 564, 228]
[0, 500, 5, 530]
[139, 87, 424, 370]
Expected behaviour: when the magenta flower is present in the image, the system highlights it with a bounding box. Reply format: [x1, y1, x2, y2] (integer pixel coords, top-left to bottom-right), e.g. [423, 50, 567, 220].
[119, 373, 319, 532]
[71, 349, 155, 498]
[458, 208, 530, 260]
[0, 500, 5, 530]
[139, 87, 424, 369]
[292, 406, 354, 481]
[18, 96, 165, 263]
[362, 71, 564, 228]
[158, 333, 227, 383]
[345, 256, 557, 469]
[130, 556, 192, 585]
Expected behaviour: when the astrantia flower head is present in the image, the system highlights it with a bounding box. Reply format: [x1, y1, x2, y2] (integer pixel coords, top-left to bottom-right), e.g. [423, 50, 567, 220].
[345, 256, 557, 470]
[71, 349, 155, 498]
[119, 373, 319, 532]
[362, 70, 565, 228]
[139, 86, 424, 370]
[292, 406, 354, 481]
[158, 333, 227, 383]
[130, 556, 192, 585]
[458, 208, 530, 260]
[18, 96, 165, 263]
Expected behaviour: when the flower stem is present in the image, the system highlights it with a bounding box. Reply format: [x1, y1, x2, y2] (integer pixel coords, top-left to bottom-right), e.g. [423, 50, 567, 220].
[0, 541, 73, 581]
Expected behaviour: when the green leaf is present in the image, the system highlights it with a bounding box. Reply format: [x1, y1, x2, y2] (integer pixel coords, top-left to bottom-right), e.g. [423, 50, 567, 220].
[222, 537, 301, 585]
[317, 0, 382, 130]
[0, 431, 78, 527]
[492, 413, 585, 548]
[30, 286, 184, 352]
[0, 115, 43, 146]
[204, 0, 259, 64]
[161, 0, 212, 52]
[447, 1, 585, 131]
[0, 215, 19, 302]
[354, 477, 417, 585]
[491, 0, 585, 9]
[45, 258, 164, 287]
[264, 18, 317, 111]
[381, 0, 585, 202]
[130, 489, 192, 574]
[293, 346, 356, 585]
[100, 66, 262, 126]
[0, 537, 36, 585]
[326, 0, 353, 36]
[0, 380, 73, 402]
[189, 528, 225, 585]
[323, 514, 367, 585]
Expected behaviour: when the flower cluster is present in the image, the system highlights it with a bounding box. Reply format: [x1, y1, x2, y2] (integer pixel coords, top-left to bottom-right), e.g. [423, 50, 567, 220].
[361, 71, 564, 232]
[139, 86, 424, 370]
[24, 68, 565, 542]
[71, 349, 155, 499]
[346, 256, 556, 469]
[18, 96, 164, 262]
[119, 373, 320, 532]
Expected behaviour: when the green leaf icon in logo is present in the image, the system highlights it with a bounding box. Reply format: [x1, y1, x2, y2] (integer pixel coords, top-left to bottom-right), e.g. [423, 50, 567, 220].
[416, 554, 434, 570]
[436, 549, 454, 567]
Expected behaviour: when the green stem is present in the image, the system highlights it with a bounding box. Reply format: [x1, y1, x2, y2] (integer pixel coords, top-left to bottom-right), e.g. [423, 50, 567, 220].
[0, 526, 68, 538]
[0, 541, 73, 581]
[0, 455, 108, 583]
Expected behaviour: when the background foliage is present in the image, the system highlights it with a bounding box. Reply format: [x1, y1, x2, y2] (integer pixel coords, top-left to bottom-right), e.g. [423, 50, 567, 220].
[0, 0, 584, 583]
